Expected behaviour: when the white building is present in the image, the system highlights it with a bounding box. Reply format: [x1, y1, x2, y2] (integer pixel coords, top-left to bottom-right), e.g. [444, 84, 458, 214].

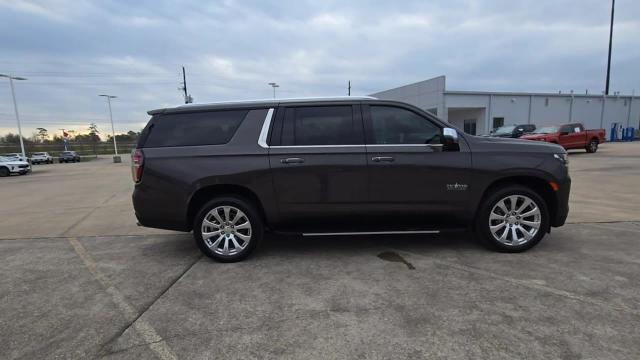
[371, 76, 639, 136]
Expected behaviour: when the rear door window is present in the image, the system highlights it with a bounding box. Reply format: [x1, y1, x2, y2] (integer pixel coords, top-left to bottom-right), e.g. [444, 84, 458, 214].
[280, 106, 362, 146]
[143, 110, 248, 147]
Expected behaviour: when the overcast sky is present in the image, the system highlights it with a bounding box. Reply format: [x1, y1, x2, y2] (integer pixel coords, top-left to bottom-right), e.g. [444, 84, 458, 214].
[0, 0, 638, 137]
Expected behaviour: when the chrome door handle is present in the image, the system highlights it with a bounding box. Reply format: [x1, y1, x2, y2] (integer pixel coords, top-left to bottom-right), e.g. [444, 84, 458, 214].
[281, 157, 305, 164]
[371, 156, 394, 162]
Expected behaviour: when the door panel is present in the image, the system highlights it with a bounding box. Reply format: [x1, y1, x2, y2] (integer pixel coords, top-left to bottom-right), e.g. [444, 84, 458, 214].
[268, 104, 368, 228]
[363, 104, 472, 228]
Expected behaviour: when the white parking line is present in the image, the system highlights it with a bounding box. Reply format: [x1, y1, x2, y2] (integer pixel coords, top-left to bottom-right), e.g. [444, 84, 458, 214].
[67, 237, 177, 360]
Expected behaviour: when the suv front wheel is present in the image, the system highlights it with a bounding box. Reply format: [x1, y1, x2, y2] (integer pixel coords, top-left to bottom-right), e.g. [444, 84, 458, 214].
[475, 185, 549, 252]
[193, 196, 263, 262]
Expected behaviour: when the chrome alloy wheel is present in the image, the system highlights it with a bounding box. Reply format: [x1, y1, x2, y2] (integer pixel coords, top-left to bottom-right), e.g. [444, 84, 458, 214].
[201, 206, 252, 256]
[489, 195, 541, 246]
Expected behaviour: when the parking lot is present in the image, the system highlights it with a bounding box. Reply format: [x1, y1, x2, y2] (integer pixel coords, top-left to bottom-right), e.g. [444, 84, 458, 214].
[1, 142, 639, 359]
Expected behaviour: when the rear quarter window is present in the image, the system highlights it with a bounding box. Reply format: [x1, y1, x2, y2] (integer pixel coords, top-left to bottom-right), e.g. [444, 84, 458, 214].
[142, 110, 248, 148]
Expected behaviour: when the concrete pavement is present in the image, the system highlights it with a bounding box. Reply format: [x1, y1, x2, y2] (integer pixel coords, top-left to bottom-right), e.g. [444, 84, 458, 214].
[1, 142, 639, 359]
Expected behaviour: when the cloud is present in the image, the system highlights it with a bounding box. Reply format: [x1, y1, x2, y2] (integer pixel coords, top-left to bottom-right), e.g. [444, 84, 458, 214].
[0, 0, 639, 137]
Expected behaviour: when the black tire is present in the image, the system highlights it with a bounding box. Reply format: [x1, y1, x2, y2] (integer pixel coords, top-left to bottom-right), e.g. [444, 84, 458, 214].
[193, 196, 263, 262]
[475, 185, 549, 253]
[586, 139, 598, 153]
[0, 167, 9, 177]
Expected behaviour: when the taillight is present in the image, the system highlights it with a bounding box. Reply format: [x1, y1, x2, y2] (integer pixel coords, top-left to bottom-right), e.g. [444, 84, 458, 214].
[131, 149, 144, 183]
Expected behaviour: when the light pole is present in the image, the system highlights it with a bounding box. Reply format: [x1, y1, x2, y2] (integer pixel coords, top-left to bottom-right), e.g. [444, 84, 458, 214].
[98, 94, 119, 162]
[605, 0, 615, 95]
[268, 82, 279, 99]
[0, 74, 27, 158]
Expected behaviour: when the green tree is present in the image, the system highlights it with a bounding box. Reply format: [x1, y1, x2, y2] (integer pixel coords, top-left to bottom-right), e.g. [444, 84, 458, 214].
[36, 128, 48, 143]
[88, 123, 101, 155]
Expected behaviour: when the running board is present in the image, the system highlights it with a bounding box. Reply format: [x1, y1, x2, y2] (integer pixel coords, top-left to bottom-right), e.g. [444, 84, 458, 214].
[302, 230, 440, 237]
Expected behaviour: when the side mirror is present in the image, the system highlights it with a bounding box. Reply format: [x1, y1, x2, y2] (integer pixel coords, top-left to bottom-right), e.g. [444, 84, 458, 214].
[442, 128, 460, 151]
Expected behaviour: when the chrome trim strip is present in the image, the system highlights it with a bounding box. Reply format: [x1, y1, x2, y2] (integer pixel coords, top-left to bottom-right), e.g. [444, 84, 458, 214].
[303, 230, 440, 236]
[270, 144, 364, 148]
[367, 144, 443, 147]
[258, 108, 274, 148]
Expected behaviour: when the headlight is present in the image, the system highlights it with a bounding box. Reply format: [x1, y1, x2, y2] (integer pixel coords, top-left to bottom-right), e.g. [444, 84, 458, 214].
[553, 153, 569, 166]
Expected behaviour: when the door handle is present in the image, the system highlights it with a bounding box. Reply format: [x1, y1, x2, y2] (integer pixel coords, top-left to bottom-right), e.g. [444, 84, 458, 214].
[281, 157, 305, 164]
[371, 156, 394, 162]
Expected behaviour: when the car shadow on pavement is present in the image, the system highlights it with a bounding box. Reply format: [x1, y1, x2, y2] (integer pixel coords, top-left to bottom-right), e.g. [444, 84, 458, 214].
[255, 232, 482, 259]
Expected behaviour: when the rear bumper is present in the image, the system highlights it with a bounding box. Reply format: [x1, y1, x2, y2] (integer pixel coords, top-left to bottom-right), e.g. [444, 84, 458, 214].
[132, 186, 190, 232]
[551, 177, 571, 227]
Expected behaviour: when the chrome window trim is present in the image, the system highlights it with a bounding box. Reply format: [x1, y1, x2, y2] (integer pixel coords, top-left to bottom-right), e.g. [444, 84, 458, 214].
[303, 230, 440, 236]
[270, 144, 364, 149]
[367, 144, 443, 147]
[257, 108, 274, 148]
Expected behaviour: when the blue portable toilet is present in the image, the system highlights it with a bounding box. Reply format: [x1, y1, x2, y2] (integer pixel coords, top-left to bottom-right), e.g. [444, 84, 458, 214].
[610, 123, 618, 142]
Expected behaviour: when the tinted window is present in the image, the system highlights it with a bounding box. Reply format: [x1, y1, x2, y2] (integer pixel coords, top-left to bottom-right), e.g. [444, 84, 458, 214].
[144, 110, 247, 147]
[282, 106, 360, 146]
[369, 106, 441, 144]
[559, 125, 572, 134]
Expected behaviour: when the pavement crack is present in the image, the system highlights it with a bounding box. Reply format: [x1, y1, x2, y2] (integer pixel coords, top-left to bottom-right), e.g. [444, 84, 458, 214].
[99, 253, 203, 356]
[67, 236, 181, 360]
[60, 192, 119, 236]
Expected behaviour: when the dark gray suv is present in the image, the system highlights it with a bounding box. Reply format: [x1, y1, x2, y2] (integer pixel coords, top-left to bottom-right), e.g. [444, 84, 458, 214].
[132, 97, 570, 262]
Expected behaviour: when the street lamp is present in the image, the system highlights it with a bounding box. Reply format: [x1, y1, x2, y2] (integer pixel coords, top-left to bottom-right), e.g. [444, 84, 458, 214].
[98, 94, 120, 162]
[268, 82, 279, 99]
[0, 74, 27, 158]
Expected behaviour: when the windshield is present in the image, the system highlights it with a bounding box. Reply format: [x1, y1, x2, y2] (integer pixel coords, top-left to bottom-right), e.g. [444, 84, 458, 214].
[533, 126, 559, 134]
[494, 125, 516, 135]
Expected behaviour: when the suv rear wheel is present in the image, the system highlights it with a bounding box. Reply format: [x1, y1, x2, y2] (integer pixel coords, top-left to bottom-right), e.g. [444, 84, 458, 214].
[475, 185, 549, 252]
[193, 196, 263, 262]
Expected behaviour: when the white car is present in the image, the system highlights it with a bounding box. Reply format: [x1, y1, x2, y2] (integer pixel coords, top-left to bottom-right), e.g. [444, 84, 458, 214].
[31, 152, 53, 164]
[0, 156, 31, 177]
[2, 153, 29, 163]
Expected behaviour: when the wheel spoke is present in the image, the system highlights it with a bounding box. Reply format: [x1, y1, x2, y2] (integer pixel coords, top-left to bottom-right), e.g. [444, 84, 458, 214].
[210, 234, 224, 249]
[203, 219, 220, 228]
[498, 226, 509, 242]
[508, 196, 518, 211]
[511, 226, 519, 244]
[489, 212, 504, 221]
[520, 219, 540, 228]
[235, 221, 250, 230]
[516, 198, 532, 213]
[211, 210, 224, 224]
[235, 232, 250, 241]
[223, 207, 231, 222]
[497, 200, 509, 214]
[518, 226, 533, 240]
[231, 236, 244, 250]
[202, 229, 222, 240]
[231, 210, 245, 225]
[490, 222, 506, 232]
[521, 208, 540, 218]
[222, 237, 230, 254]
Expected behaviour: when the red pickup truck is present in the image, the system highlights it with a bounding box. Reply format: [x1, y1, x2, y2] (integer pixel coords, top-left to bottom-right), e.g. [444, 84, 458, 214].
[520, 123, 606, 153]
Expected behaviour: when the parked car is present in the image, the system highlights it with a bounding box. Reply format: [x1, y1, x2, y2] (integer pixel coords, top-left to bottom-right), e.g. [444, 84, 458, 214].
[58, 151, 81, 163]
[489, 124, 536, 138]
[521, 123, 606, 153]
[2, 153, 29, 163]
[0, 156, 31, 176]
[31, 152, 53, 164]
[132, 97, 570, 262]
